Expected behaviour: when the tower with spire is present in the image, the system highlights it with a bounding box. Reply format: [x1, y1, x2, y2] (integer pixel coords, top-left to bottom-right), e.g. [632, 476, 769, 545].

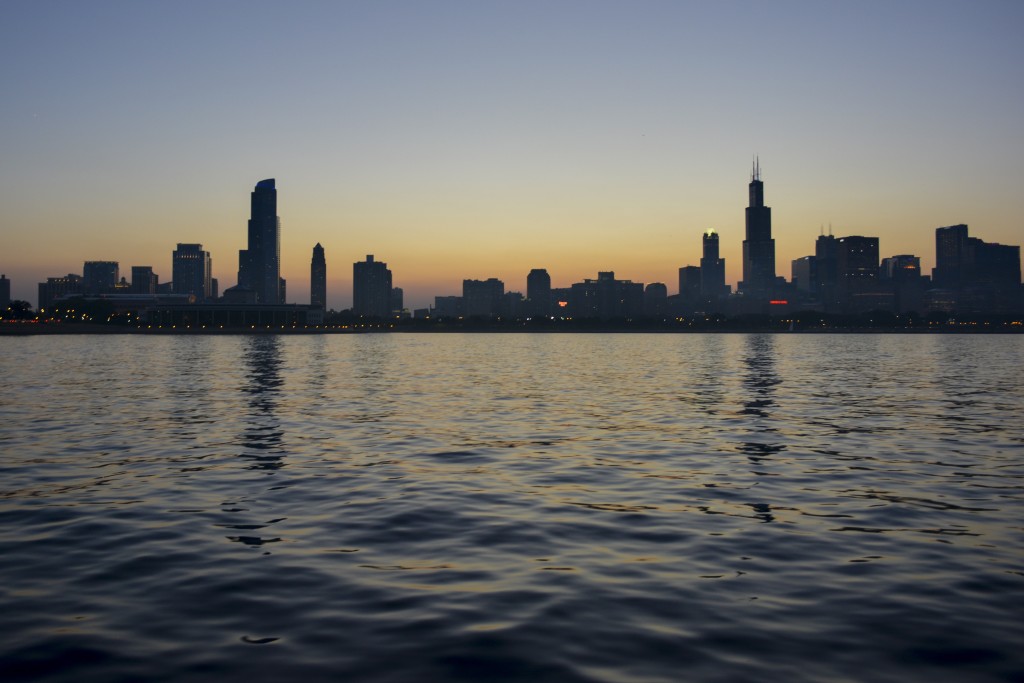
[740, 157, 776, 297]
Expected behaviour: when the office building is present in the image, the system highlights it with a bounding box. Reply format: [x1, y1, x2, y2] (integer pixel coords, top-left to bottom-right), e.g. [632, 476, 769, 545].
[237, 179, 282, 304]
[172, 243, 212, 302]
[83, 261, 119, 294]
[740, 159, 775, 297]
[433, 296, 463, 318]
[311, 243, 326, 309]
[353, 255, 393, 317]
[131, 266, 158, 294]
[38, 274, 83, 310]
[933, 224, 970, 288]
[0, 274, 10, 309]
[569, 272, 644, 319]
[791, 256, 817, 294]
[463, 278, 505, 317]
[700, 229, 727, 303]
[526, 268, 552, 317]
[644, 282, 668, 316]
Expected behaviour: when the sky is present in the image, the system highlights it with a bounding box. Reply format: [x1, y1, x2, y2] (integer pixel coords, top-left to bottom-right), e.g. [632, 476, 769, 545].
[2, 0, 1022, 310]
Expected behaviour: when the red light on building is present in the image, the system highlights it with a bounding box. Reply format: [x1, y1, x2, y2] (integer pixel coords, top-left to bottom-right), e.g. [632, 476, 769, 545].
[769, 300, 788, 305]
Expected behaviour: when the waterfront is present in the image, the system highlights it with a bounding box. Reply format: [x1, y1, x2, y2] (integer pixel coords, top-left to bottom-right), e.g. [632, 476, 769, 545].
[1, 334, 1022, 682]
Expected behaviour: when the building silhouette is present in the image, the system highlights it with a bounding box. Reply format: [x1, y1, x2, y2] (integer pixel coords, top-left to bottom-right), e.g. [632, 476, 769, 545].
[83, 261, 119, 294]
[526, 268, 552, 317]
[38, 274, 83, 309]
[353, 255, 392, 317]
[570, 271, 644, 319]
[0, 274, 10, 309]
[933, 224, 970, 288]
[740, 159, 775, 297]
[463, 278, 504, 317]
[238, 179, 282, 304]
[311, 243, 326, 309]
[433, 295, 462, 318]
[172, 243, 212, 301]
[675, 265, 700, 312]
[880, 254, 924, 313]
[700, 229, 727, 305]
[791, 256, 816, 295]
[644, 282, 668, 316]
[932, 224, 1021, 312]
[131, 266, 158, 294]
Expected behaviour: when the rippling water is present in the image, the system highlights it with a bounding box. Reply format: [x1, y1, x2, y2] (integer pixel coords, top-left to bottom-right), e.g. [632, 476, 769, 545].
[1, 333, 1022, 682]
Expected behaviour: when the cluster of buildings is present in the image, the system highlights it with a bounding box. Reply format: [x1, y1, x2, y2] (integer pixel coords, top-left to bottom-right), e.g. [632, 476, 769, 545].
[420, 160, 1021, 319]
[15, 164, 1024, 325]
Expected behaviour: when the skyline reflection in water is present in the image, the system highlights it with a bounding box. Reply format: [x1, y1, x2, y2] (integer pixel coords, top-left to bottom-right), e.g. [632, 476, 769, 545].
[0, 333, 1022, 683]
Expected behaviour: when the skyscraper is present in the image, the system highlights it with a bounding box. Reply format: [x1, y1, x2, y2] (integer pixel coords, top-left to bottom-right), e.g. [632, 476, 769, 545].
[740, 159, 775, 297]
[83, 261, 119, 294]
[0, 274, 10, 309]
[699, 229, 726, 303]
[933, 224, 969, 288]
[238, 179, 281, 304]
[463, 278, 505, 317]
[131, 266, 158, 294]
[526, 268, 552, 317]
[311, 243, 326, 309]
[353, 255, 392, 317]
[172, 243, 212, 301]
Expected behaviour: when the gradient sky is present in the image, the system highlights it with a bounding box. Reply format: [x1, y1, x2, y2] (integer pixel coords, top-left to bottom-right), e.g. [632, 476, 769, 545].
[2, 0, 1022, 309]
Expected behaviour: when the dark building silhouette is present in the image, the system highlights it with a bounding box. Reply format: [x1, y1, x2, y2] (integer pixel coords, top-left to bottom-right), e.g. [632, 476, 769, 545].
[740, 159, 775, 297]
[311, 243, 326, 309]
[463, 278, 505, 317]
[238, 179, 282, 304]
[391, 287, 404, 315]
[526, 268, 552, 317]
[972, 240, 1020, 291]
[172, 243, 212, 302]
[933, 224, 970, 288]
[836, 236, 891, 312]
[38, 274, 83, 310]
[931, 224, 1020, 312]
[570, 271, 644, 319]
[131, 266, 158, 295]
[644, 282, 668, 316]
[83, 261, 119, 294]
[677, 265, 702, 313]
[433, 295, 463, 318]
[814, 233, 840, 311]
[791, 256, 817, 294]
[0, 274, 10, 309]
[504, 291, 524, 318]
[353, 255, 392, 317]
[700, 229, 728, 305]
[880, 254, 924, 313]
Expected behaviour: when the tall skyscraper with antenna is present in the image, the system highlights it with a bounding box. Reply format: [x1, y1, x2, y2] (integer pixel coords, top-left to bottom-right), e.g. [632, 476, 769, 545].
[740, 158, 776, 297]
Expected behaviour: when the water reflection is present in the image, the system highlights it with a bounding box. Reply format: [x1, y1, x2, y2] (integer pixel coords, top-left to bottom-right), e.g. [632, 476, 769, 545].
[240, 336, 285, 469]
[738, 334, 784, 464]
[350, 335, 397, 423]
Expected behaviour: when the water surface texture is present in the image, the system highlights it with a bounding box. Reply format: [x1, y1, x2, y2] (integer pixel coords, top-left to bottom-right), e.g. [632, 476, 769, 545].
[1, 334, 1022, 682]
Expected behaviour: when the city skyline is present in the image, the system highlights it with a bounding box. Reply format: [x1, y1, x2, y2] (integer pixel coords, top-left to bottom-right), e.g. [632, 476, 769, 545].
[2, 2, 1023, 309]
[9, 168, 1023, 315]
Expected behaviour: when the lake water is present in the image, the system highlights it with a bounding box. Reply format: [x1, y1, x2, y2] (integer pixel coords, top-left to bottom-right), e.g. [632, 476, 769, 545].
[1, 333, 1022, 682]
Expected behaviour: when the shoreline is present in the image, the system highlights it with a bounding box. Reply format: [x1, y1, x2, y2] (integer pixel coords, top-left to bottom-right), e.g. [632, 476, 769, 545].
[2, 322, 1021, 336]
